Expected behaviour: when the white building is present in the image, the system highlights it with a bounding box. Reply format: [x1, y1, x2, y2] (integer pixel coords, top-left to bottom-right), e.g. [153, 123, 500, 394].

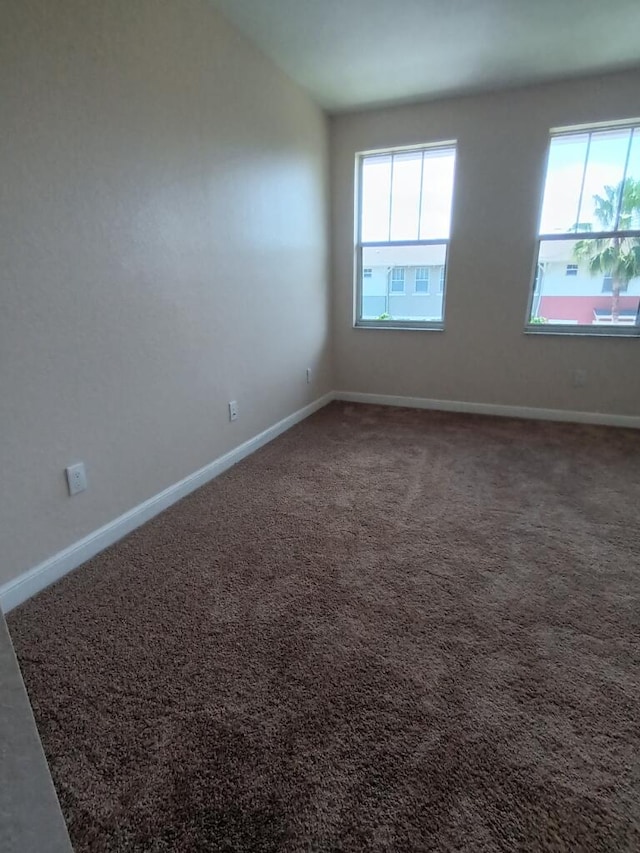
[361, 244, 447, 321]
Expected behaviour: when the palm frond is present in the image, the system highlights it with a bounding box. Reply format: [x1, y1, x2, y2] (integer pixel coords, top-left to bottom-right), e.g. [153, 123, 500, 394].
[572, 177, 640, 286]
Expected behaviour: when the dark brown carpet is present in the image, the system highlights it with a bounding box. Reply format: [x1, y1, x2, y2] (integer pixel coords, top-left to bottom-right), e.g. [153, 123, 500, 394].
[8, 402, 640, 852]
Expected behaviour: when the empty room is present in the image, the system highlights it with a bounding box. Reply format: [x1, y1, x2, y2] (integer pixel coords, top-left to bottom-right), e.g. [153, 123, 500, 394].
[2, 0, 640, 850]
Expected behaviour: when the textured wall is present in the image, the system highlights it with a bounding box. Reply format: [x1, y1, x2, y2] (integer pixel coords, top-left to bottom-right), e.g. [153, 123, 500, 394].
[330, 70, 640, 414]
[0, 0, 331, 588]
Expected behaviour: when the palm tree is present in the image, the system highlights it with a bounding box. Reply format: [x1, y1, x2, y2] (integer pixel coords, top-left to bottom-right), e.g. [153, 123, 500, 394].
[573, 177, 640, 323]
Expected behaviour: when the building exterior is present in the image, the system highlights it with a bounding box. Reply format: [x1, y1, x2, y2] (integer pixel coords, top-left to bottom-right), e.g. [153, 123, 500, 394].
[361, 241, 640, 325]
[361, 244, 447, 322]
[533, 240, 640, 325]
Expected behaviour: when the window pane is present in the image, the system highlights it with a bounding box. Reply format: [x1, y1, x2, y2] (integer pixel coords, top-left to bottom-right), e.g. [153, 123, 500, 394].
[577, 128, 631, 231]
[419, 148, 456, 239]
[539, 133, 589, 234]
[361, 244, 447, 322]
[539, 128, 640, 235]
[530, 238, 640, 326]
[389, 152, 422, 241]
[361, 154, 391, 241]
[621, 128, 640, 231]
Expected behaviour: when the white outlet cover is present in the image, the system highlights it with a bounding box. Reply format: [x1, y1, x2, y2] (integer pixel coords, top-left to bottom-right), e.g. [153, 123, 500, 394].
[66, 462, 88, 496]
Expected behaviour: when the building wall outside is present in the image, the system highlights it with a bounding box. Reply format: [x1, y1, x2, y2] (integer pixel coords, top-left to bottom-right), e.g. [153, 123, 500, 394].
[533, 254, 640, 323]
[363, 265, 445, 319]
[538, 294, 639, 324]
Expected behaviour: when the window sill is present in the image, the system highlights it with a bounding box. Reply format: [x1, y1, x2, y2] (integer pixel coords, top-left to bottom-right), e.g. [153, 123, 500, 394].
[355, 321, 445, 331]
[524, 325, 640, 338]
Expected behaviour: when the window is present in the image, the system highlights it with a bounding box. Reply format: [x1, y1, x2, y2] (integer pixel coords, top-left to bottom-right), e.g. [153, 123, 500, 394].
[390, 267, 405, 293]
[356, 142, 456, 328]
[363, 268, 372, 278]
[528, 121, 640, 333]
[438, 265, 446, 293]
[415, 267, 430, 293]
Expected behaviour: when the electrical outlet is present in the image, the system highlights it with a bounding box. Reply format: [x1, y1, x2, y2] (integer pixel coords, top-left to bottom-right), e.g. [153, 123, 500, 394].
[572, 369, 587, 388]
[228, 400, 238, 422]
[306, 368, 312, 384]
[66, 462, 87, 496]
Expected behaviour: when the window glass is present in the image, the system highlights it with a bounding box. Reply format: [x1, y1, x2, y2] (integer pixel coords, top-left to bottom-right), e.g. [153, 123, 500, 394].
[360, 244, 447, 323]
[529, 124, 640, 332]
[389, 152, 422, 241]
[357, 143, 456, 328]
[419, 149, 456, 240]
[361, 155, 391, 242]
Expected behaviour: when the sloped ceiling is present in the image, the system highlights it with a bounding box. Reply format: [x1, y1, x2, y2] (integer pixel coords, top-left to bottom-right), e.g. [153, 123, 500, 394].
[208, 0, 640, 111]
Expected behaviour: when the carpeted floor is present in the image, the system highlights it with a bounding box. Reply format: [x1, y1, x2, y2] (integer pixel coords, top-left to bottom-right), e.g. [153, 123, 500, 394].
[8, 402, 640, 852]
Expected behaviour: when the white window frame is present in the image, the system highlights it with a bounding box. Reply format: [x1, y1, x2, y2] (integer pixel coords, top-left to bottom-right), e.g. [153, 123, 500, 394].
[355, 141, 456, 330]
[565, 264, 579, 277]
[527, 120, 640, 337]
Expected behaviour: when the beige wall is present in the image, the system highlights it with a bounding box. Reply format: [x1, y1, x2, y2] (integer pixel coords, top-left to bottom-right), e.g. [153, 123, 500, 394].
[0, 0, 331, 589]
[2, 3, 639, 600]
[331, 70, 640, 414]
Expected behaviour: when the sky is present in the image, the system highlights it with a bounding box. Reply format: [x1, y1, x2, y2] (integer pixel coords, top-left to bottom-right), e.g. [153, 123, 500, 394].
[539, 127, 640, 234]
[360, 128, 639, 243]
[361, 148, 455, 242]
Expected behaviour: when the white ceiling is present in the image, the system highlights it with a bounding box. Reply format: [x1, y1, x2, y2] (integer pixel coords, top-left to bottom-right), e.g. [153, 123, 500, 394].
[208, 0, 640, 112]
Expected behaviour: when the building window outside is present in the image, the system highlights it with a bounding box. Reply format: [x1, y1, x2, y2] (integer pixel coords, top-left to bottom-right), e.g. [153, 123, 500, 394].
[415, 267, 430, 293]
[528, 121, 640, 333]
[390, 267, 405, 293]
[356, 142, 456, 328]
[363, 268, 372, 278]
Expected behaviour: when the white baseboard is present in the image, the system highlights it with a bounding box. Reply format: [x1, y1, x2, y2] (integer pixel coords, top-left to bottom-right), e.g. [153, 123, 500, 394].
[334, 391, 640, 429]
[0, 393, 333, 613]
